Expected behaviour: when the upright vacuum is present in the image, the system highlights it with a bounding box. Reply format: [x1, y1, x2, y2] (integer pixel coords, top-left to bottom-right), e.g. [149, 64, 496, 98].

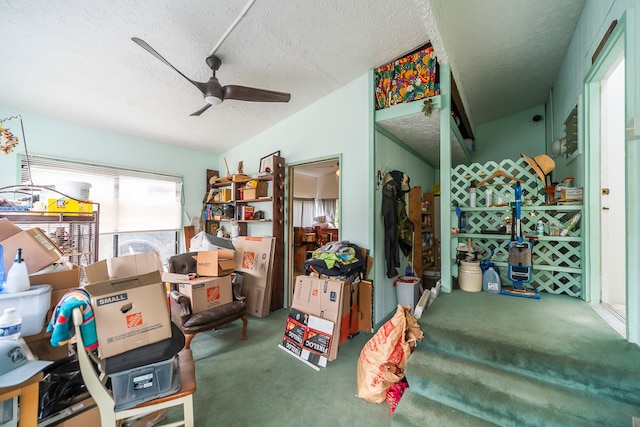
[501, 181, 540, 299]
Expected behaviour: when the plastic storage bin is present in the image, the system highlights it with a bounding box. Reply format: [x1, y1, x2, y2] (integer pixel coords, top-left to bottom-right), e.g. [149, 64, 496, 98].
[110, 355, 181, 411]
[0, 284, 52, 336]
[395, 276, 422, 313]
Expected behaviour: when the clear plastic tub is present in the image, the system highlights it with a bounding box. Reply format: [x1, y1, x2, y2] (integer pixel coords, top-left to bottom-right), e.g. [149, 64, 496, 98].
[0, 284, 52, 336]
[110, 355, 180, 411]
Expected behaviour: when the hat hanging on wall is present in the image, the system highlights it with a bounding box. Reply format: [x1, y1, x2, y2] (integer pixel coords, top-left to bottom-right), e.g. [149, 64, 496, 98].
[521, 153, 555, 184]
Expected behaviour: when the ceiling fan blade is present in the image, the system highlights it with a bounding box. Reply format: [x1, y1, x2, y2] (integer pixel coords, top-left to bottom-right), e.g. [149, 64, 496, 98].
[223, 85, 291, 103]
[190, 104, 213, 116]
[131, 37, 207, 93]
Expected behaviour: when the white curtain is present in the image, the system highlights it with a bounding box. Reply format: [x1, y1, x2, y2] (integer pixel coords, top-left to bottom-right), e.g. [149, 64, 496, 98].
[293, 198, 316, 227]
[315, 199, 337, 224]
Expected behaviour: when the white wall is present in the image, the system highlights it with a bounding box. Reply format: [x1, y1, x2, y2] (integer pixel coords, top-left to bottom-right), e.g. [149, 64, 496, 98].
[316, 173, 339, 199]
[293, 172, 339, 199]
[293, 173, 317, 198]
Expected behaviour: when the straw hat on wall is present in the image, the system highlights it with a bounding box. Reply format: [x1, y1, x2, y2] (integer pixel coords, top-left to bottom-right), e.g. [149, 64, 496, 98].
[521, 153, 555, 184]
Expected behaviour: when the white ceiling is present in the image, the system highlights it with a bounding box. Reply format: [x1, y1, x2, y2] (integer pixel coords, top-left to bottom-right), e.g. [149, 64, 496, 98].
[0, 0, 585, 158]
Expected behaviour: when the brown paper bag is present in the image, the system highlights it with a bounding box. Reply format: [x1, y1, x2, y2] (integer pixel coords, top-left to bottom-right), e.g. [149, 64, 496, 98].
[356, 305, 424, 403]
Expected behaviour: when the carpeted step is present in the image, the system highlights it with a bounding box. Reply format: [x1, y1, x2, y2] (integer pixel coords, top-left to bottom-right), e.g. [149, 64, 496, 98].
[392, 391, 498, 427]
[421, 323, 640, 406]
[416, 291, 640, 406]
[400, 347, 640, 426]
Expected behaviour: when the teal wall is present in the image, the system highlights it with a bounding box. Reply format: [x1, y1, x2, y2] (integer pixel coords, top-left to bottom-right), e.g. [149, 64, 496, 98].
[0, 105, 216, 251]
[550, 0, 639, 343]
[550, 0, 636, 187]
[373, 130, 435, 322]
[472, 105, 546, 165]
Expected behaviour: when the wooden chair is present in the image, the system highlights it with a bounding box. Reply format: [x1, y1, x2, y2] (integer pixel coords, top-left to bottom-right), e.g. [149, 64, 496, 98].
[167, 252, 248, 349]
[72, 308, 196, 427]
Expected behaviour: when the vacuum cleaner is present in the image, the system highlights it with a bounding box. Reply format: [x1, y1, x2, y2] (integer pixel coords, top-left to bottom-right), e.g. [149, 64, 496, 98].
[501, 181, 540, 299]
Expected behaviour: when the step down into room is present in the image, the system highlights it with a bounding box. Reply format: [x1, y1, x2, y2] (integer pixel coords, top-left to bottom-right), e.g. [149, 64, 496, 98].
[392, 290, 640, 427]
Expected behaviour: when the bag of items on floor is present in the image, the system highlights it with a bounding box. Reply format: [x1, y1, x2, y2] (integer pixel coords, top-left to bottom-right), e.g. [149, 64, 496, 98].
[356, 304, 423, 405]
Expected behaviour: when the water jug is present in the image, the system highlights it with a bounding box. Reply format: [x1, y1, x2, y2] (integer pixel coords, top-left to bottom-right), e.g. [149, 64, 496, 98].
[0, 308, 22, 340]
[482, 267, 501, 293]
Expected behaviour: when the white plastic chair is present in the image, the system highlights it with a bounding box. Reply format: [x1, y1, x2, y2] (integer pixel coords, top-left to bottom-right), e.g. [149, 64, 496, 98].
[72, 308, 195, 427]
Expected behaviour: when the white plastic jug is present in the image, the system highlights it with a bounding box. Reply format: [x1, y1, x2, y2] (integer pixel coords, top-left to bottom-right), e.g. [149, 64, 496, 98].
[5, 248, 30, 293]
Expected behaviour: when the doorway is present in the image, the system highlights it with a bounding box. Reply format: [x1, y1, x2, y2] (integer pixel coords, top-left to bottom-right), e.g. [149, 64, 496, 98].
[286, 158, 341, 306]
[599, 53, 626, 325]
[585, 19, 629, 339]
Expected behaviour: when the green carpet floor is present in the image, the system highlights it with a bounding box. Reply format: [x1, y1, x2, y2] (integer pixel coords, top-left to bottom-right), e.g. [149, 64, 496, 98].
[165, 308, 392, 427]
[393, 290, 640, 427]
[162, 290, 640, 426]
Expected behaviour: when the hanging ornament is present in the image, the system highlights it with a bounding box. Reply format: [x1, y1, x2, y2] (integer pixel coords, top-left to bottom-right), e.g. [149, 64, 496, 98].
[0, 126, 20, 154]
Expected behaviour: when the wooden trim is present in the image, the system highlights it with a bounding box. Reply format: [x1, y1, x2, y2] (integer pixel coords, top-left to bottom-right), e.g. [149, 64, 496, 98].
[451, 74, 475, 140]
[592, 20, 618, 64]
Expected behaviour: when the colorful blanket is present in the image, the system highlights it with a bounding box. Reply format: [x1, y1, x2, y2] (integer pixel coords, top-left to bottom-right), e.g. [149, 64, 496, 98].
[47, 288, 98, 351]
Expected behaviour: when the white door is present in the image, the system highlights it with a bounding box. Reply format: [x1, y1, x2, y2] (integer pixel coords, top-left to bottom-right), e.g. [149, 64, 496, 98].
[599, 53, 626, 325]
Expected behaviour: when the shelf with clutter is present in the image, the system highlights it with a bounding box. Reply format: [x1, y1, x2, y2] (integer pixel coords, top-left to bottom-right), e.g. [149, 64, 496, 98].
[451, 155, 583, 297]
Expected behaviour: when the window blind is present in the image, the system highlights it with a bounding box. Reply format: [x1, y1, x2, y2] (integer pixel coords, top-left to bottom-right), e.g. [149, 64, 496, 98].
[21, 155, 182, 233]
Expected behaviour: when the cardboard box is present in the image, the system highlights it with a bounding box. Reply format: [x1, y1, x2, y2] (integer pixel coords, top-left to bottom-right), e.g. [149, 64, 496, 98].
[84, 270, 171, 358]
[29, 262, 81, 321]
[177, 275, 232, 314]
[291, 275, 343, 361]
[196, 250, 236, 277]
[358, 280, 373, 333]
[0, 218, 64, 274]
[339, 279, 359, 345]
[38, 397, 99, 427]
[242, 181, 268, 200]
[234, 237, 275, 318]
[84, 251, 163, 283]
[25, 330, 70, 361]
[281, 307, 333, 368]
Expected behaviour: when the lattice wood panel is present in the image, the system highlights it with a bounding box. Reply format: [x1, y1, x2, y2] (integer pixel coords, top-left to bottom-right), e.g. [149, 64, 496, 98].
[452, 158, 583, 298]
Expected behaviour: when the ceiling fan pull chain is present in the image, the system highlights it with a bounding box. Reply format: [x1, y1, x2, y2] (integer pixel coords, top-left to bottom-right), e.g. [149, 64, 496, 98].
[208, 0, 257, 56]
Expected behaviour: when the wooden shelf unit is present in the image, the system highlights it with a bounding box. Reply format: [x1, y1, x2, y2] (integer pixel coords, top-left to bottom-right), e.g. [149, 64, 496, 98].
[203, 156, 285, 311]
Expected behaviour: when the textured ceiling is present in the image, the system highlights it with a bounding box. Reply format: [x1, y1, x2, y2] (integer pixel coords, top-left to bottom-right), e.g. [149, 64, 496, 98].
[0, 0, 585, 157]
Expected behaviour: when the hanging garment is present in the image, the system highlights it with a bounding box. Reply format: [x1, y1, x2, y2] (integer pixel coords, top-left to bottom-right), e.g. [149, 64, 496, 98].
[382, 175, 400, 278]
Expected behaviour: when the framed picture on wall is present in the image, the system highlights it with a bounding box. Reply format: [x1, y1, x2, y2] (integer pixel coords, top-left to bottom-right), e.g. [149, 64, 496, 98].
[259, 151, 280, 173]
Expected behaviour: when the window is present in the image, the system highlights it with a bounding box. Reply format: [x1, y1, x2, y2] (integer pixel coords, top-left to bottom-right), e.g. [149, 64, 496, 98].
[21, 155, 182, 266]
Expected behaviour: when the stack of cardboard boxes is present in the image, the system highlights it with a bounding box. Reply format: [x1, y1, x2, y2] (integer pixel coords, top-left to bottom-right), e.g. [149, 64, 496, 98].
[280, 249, 374, 369]
[164, 249, 237, 315]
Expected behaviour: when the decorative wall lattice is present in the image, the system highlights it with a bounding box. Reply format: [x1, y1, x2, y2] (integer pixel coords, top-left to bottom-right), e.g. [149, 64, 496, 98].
[451, 158, 583, 297]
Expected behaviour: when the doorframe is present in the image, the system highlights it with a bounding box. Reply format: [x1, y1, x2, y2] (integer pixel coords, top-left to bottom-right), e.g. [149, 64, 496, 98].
[284, 155, 342, 308]
[584, 10, 637, 343]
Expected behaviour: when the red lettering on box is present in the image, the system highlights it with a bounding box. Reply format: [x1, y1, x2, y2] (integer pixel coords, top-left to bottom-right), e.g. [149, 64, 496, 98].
[312, 289, 318, 297]
[126, 312, 143, 328]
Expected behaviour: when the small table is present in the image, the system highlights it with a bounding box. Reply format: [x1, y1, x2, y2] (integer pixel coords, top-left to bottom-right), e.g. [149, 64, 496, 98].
[0, 372, 43, 427]
[0, 339, 43, 427]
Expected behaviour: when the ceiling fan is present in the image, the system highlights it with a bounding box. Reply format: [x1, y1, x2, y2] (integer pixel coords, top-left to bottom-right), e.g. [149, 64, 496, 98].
[131, 38, 291, 116]
[130, 1, 290, 116]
